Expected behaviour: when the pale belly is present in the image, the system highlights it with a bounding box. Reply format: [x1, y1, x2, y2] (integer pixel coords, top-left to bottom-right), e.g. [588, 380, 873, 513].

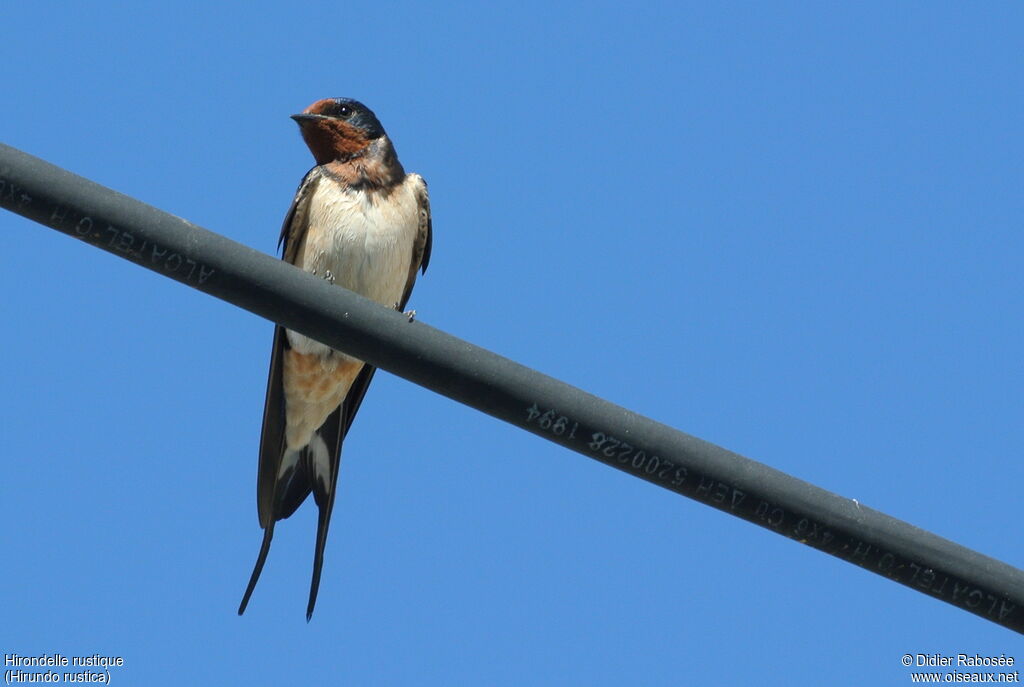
[282, 178, 419, 449]
[287, 179, 419, 358]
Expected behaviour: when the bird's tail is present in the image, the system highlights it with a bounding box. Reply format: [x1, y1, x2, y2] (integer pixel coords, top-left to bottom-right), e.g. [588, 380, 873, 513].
[306, 428, 341, 621]
[239, 423, 343, 620]
[238, 519, 275, 615]
[237, 442, 308, 616]
[239, 358, 375, 619]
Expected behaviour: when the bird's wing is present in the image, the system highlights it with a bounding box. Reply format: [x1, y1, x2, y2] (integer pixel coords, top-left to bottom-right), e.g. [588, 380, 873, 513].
[399, 173, 432, 310]
[239, 168, 322, 615]
[278, 166, 321, 260]
[255, 166, 322, 529]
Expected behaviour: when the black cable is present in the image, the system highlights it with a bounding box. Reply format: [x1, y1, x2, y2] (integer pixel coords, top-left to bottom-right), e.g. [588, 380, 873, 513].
[2, 141, 1022, 632]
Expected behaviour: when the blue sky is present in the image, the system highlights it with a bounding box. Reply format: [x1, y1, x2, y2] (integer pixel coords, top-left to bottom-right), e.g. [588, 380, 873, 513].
[3, 2, 1022, 684]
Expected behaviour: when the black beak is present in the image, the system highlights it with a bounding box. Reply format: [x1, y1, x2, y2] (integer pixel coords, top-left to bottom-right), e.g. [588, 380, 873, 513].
[290, 113, 328, 124]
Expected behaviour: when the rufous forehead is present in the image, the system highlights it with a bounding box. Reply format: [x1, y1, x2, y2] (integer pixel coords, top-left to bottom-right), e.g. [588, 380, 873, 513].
[303, 99, 337, 115]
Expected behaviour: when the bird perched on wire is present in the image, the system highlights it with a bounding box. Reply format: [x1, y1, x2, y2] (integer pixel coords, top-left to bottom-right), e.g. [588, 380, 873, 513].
[238, 98, 432, 620]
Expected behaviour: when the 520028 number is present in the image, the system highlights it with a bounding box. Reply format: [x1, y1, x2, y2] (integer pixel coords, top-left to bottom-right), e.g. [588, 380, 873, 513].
[587, 432, 686, 487]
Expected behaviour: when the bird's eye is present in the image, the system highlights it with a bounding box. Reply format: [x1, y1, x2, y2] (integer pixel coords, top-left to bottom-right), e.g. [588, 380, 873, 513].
[337, 105, 352, 117]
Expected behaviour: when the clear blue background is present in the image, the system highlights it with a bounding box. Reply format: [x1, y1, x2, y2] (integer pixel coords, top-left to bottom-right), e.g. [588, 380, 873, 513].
[3, 2, 1022, 684]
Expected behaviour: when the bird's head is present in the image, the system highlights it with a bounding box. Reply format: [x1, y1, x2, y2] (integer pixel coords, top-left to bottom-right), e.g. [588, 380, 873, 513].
[291, 98, 387, 165]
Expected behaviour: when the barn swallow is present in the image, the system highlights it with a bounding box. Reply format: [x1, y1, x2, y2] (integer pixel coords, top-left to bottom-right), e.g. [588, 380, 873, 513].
[238, 98, 432, 620]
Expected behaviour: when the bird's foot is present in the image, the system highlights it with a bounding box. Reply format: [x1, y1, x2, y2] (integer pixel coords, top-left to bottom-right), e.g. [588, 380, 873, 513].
[392, 302, 416, 322]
